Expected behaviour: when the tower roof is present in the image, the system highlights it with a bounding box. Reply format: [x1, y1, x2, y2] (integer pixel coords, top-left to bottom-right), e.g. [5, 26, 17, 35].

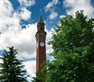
[39, 16, 44, 23]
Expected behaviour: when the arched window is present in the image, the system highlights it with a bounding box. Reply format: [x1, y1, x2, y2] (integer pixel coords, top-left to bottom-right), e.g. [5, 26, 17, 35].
[41, 27, 42, 30]
[40, 27, 43, 31]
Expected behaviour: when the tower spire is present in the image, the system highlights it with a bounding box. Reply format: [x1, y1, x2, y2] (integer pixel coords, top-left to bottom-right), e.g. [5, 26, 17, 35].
[39, 16, 44, 23]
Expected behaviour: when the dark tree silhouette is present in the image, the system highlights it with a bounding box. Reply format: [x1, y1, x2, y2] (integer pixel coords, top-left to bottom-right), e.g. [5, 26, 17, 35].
[0, 46, 28, 82]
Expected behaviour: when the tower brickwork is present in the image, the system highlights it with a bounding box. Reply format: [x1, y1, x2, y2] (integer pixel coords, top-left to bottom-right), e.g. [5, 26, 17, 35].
[35, 17, 46, 78]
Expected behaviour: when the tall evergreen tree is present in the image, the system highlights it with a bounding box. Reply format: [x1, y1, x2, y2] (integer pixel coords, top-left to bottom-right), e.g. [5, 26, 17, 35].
[0, 47, 28, 82]
[46, 11, 94, 82]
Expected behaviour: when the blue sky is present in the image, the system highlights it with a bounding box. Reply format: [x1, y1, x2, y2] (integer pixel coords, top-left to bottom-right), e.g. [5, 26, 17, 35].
[9, 0, 66, 30]
[9, 0, 94, 30]
[0, 0, 94, 81]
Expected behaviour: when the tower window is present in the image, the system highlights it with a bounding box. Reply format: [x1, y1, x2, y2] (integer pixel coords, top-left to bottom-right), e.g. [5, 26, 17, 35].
[41, 27, 43, 30]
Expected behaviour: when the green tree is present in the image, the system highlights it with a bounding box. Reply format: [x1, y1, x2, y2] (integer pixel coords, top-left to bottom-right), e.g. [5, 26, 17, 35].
[32, 77, 42, 82]
[46, 11, 94, 82]
[32, 62, 46, 82]
[0, 47, 28, 82]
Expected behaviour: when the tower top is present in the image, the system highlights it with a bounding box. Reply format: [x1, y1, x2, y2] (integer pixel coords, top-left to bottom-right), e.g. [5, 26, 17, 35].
[39, 16, 44, 23]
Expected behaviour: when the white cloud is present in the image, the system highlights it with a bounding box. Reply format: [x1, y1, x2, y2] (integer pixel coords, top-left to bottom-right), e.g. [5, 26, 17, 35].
[0, 23, 37, 58]
[0, 0, 13, 16]
[45, 0, 59, 20]
[0, 58, 3, 63]
[17, 7, 31, 20]
[18, 0, 36, 7]
[46, 0, 59, 11]
[49, 12, 58, 20]
[0, 0, 20, 33]
[60, 15, 66, 19]
[46, 28, 54, 54]
[63, 0, 94, 18]
[23, 60, 36, 81]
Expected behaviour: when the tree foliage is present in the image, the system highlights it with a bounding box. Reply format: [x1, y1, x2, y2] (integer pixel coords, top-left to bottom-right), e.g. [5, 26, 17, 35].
[32, 77, 42, 82]
[46, 11, 94, 82]
[32, 63, 46, 82]
[0, 47, 28, 82]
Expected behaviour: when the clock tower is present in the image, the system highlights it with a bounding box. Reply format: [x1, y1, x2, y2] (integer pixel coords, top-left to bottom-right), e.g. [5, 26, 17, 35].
[35, 17, 47, 77]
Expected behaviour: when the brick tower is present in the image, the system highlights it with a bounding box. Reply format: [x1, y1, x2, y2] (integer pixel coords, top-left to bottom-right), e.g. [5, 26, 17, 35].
[35, 17, 46, 78]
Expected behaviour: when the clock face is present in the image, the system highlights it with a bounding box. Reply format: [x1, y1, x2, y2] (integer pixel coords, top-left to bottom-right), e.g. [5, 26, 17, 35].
[40, 42, 44, 47]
